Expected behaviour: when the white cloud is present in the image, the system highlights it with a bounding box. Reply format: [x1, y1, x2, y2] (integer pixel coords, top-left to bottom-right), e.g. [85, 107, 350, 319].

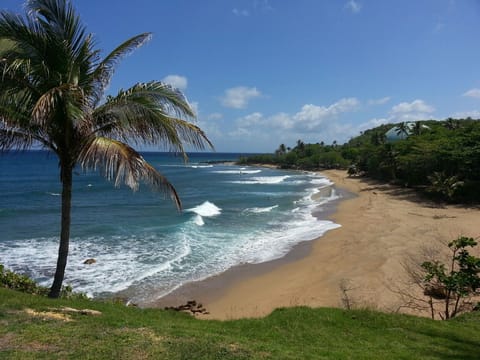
[162, 75, 188, 90]
[368, 97, 391, 106]
[236, 112, 264, 127]
[462, 88, 480, 99]
[227, 97, 361, 148]
[390, 99, 435, 121]
[358, 118, 389, 132]
[232, 8, 249, 16]
[293, 98, 360, 129]
[345, 0, 362, 13]
[220, 86, 262, 109]
[451, 110, 480, 119]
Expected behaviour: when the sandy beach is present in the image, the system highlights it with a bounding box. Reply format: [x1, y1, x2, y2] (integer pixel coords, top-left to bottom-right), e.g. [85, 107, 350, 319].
[154, 170, 480, 320]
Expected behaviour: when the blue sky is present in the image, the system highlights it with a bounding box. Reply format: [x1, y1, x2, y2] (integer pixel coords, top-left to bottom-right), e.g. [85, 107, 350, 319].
[3, 0, 480, 152]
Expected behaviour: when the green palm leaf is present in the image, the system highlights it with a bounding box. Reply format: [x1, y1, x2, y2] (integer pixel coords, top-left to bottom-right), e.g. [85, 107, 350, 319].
[0, 0, 212, 297]
[79, 137, 182, 209]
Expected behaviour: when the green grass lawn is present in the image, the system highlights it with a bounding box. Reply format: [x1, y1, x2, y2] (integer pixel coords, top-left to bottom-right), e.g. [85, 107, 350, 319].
[0, 288, 479, 359]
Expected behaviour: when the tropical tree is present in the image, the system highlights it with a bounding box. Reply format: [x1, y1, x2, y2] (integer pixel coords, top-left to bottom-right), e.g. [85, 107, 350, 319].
[275, 143, 286, 156]
[395, 122, 410, 138]
[412, 121, 423, 136]
[0, 0, 212, 298]
[444, 118, 460, 131]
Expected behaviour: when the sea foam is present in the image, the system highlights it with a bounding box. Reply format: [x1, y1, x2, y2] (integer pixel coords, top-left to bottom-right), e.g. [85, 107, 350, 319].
[230, 175, 290, 185]
[187, 201, 222, 217]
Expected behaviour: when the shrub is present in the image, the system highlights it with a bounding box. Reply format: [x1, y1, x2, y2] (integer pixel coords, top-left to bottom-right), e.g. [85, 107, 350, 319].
[0, 264, 87, 299]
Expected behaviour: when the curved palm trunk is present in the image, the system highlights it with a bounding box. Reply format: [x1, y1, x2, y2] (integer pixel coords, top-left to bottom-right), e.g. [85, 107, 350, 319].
[48, 164, 73, 298]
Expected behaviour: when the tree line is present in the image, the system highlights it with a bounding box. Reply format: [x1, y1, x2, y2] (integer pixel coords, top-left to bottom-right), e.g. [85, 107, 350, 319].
[239, 118, 480, 203]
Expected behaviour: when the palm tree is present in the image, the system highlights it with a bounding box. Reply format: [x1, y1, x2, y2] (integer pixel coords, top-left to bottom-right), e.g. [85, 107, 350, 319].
[395, 122, 410, 138]
[275, 143, 286, 156]
[412, 121, 423, 136]
[0, 0, 212, 298]
[444, 118, 460, 130]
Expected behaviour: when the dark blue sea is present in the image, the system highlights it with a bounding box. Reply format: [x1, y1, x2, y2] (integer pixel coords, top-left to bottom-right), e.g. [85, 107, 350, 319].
[0, 151, 340, 304]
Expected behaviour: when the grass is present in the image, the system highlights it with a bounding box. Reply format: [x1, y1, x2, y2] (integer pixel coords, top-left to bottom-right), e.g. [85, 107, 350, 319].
[0, 288, 479, 359]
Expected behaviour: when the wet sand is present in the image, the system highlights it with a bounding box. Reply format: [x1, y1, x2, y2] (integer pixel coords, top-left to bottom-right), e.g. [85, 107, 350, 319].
[152, 170, 480, 320]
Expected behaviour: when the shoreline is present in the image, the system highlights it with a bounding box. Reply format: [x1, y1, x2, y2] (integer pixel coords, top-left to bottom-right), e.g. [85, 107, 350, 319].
[150, 170, 480, 320]
[147, 181, 350, 311]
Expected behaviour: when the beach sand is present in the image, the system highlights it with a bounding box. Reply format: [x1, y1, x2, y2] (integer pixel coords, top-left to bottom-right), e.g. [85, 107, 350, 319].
[153, 170, 480, 320]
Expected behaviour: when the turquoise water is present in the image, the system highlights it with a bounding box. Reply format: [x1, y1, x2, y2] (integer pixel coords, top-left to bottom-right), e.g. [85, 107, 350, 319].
[0, 151, 340, 304]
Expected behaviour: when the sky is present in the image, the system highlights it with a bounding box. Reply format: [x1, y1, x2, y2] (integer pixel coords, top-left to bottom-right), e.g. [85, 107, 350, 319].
[2, 0, 480, 153]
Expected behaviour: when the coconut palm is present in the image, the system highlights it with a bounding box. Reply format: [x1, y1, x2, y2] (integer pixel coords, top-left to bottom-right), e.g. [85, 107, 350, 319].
[395, 122, 410, 138]
[0, 0, 212, 298]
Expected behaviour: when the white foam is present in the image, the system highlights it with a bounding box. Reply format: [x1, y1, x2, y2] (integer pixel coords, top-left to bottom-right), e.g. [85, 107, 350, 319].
[310, 177, 333, 186]
[47, 192, 60, 196]
[0, 164, 344, 305]
[186, 201, 222, 217]
[190, 165, 213, 169]
[0, 234, 193, 297]
[193, 214, 205, 226]
[244, 205, 279, 213]
[214, 169, 262, 174]
[230, 175, 290, 185]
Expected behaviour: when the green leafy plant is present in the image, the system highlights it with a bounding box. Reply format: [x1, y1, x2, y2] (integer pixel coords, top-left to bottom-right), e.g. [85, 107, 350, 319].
[0, 264, 48, 296]
[421, 237, 480, 320]
[427, 172, 465, 200]
[0, 264, 87, 299]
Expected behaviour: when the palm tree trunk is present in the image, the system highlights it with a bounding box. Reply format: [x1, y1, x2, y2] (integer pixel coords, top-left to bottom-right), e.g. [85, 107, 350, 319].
[48, 164, 73, 298]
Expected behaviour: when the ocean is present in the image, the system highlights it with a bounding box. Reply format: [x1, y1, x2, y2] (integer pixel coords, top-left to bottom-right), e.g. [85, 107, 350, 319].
[0, 151, 340, 304]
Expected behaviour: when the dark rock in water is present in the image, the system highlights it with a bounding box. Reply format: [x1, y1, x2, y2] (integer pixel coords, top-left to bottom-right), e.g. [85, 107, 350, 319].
[83, 258, 96, 265]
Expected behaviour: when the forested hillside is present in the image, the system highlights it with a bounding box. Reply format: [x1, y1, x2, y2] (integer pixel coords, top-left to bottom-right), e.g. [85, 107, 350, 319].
[239, 118, 480, 203]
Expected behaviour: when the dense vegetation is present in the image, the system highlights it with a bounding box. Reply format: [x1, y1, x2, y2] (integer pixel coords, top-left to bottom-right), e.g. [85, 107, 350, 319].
[239, 118, 480, 203]
[1, 287, 479, 359]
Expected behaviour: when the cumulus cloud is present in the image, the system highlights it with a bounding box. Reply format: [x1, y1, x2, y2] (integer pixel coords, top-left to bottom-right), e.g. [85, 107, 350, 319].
[390, 99, 435, 121]
[462, 88, 480, 99]
[221, 86, 262, 109]
[229, 97, 361, 147]
[162, 75, 188, 90]
[236, 112, 263, 126]
[358, 118, 389, 132]
[345, 0, 362, 13]
[226, 97, 439, 150]
[293, 98, 360, 129]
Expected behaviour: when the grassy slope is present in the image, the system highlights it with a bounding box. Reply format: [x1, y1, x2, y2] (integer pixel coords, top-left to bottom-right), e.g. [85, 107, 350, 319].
[0, 288, 479, 359]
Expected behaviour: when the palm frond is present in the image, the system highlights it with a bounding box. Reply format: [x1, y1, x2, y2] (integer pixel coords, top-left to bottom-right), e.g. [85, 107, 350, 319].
[0, 9, 48, 66]
[27, 0, 86, 47]
[79, 137, 181, 209]
[93, 81, 213, 152]
[0, 128, 34, 151]
[0, 87, 54, 151]
[90, 33, 151, 106]
[31, 83, 86, 128]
